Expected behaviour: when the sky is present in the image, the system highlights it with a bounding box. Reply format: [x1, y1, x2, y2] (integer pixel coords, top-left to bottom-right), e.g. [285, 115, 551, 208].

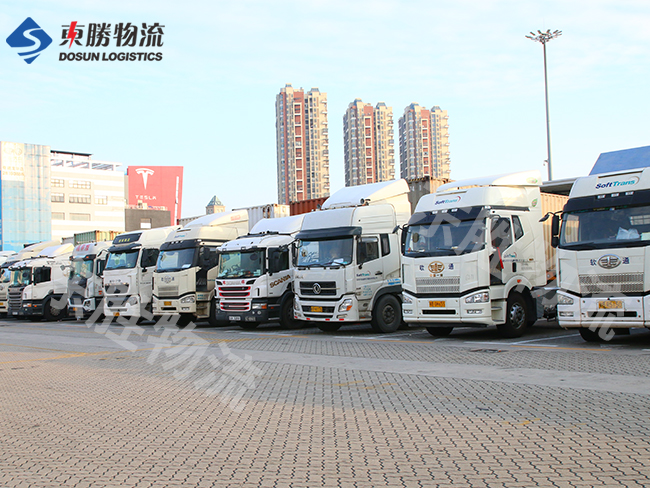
[1, 0, 649, 218]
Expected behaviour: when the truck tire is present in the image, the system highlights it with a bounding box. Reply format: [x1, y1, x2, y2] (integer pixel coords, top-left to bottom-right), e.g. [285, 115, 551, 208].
[497, 293, 528, 338]
[279, 296, 301, 330]
[578, 328, 604, 342]
[371, 294, 401, 333]
[317, 323, 341, 332]
[43, 297, 67, 322]
[208, 299, 229, 327]
[176, 313, 193, 328]
[426, 326, 453, 337]
[239, 322, 259, 330]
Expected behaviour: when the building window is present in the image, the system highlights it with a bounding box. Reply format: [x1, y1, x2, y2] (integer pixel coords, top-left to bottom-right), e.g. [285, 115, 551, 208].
[95, 196, 108, 205]
[52, 212, 65, 220]
[51, 178, 65, 188]
[51, 193, 65, 203]
[70, 180, 91, 189]
[70, 213, 91, 221]
[69, 194, 91, 204]
[140, 218, 152, 229]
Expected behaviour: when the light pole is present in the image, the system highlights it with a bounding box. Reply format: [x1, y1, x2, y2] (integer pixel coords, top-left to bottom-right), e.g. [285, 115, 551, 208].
[526, 29, 562, 181]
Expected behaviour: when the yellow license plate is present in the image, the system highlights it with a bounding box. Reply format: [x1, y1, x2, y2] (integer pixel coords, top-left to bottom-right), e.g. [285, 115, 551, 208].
[164, 301, 172, 306]
[429, 301, 446, 308]
[310, 306, 323, 313]
[598, 300, 623, 309]
[113, 312, 120, 317]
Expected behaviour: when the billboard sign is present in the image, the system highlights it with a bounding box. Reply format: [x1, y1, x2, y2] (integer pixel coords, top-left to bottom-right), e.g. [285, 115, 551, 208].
[127, 166, 183, 226]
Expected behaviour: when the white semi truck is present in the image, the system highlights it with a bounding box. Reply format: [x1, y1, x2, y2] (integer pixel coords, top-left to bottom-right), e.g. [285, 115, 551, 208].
[553, 167, 650, 341]
[8, 244, 74, 320]
[0, 241, 60, 315]
[103, 226, 179, 321]
[152, 211, 250, 326]
[293, 179, 411, 333]
[67, 241, 112, 318]
[401, 171, 567, 338]
[215, 214, 306, 329]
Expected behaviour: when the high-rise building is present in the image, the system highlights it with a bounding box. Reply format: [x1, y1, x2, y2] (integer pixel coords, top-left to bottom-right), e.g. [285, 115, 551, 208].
[50, 151, 126, 241]
[343, 99, 395, 187]
[0, 141, 52, 251]
[276, 84, 330, 205]
[399, 103, 450, 180]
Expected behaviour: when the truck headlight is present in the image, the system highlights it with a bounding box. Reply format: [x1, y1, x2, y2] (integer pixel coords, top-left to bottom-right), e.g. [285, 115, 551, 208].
[252, 302, 267, 310]
[465, 292, 489, 304]
[402, 293, 413, 304]
[126, 296, 139, 306]
[338, 298, 353, 312]
[557, 295, 574, 305]
[180, 295, 196, 304]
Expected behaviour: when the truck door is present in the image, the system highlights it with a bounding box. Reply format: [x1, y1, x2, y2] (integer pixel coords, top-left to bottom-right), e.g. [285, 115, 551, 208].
[489, 217, 514, 286]
[356, 236, 383, 302]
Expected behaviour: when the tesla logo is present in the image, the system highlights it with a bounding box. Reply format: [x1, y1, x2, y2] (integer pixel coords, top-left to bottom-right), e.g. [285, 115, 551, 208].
[135, 168, 155, 189]
[598, 255, 621, 269]
[312, 283, 321, 295]
[428, 261, 445, 273]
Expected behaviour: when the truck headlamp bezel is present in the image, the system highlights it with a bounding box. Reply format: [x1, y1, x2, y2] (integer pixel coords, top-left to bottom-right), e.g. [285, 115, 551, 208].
[464, 291, 489, 304]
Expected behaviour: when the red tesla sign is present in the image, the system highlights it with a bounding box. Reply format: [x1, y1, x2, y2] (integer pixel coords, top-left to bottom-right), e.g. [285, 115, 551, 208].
[127, 166, 183, 226]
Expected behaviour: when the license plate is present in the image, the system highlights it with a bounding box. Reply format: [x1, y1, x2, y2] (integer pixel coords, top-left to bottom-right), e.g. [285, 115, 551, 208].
[229, 316, 241, 321]
[598, 300, 623, 309]
[113, 312, 120, 317]
[12, 312, 17, 315]
[164, 301, 172, 306]
[310, 306, 323, 313]
[429, 301, 445, 308]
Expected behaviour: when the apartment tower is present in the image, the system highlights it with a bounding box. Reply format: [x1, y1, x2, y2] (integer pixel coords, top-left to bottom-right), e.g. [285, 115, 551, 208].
[399, 103, 450, 180]
[343, 99, 395, 187]
[276, 84, 330, 204]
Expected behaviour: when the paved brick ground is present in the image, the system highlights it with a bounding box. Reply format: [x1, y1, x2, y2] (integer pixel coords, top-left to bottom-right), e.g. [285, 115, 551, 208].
[1, 321, 649, 487]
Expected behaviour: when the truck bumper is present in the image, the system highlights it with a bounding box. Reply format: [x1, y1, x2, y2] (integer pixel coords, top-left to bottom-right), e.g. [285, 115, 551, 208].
[401, 290, 494, 327]
[294, 295, 362, 323]
[216, 299, 272, 324]
[21, 300, 45, 317]
[557, 292, 647, 328]
[152, 295, 197, 315]
[104, 295, 143, 319]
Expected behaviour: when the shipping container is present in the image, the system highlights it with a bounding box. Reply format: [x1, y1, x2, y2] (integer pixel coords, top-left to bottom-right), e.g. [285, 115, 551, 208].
[73, 230, 121, 246]
[540, 192, 568, 279]
[232, 204, 290, 230]
[289, 197, 328, 216]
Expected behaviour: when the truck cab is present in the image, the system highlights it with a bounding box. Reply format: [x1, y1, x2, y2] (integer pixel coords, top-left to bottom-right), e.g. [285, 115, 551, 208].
[554, 167, 650, 341]
[67, 241, 111, 318]
[293, 179, 411, 333]
[103, 226, 180, 321]
[152, 211, 249, 326]
[215, 214, 306, 329]
[401, 171, 562, 338]
[8, 244, 74, 321]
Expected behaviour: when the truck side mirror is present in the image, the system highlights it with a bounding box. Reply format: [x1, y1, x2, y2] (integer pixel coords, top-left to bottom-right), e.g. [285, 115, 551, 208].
[550, 215, 560, 248]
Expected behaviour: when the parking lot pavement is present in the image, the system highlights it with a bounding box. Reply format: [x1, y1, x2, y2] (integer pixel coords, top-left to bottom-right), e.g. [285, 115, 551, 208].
[1, 318, 650, 487]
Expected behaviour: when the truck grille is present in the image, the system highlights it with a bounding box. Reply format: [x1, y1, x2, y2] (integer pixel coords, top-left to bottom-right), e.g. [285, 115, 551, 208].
[579, 273, 644, 294]
[220, 301, 250, 312]
[218, 286, 251, 298]
[416, 277, 460, 294]
[299, 281, 337, 296]
[8, 289, 23, 312]
[157, 285, 179, 297]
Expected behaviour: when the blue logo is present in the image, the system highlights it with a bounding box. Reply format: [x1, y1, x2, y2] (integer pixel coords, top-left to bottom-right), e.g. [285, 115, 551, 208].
[6, 17, 52, 64]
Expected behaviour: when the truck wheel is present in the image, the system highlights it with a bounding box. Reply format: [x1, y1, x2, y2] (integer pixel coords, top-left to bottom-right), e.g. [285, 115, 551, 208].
[578, 328, 604, 342]
[43, 298, 66, 322]
[497, 294, 528, 338]
[280, 297, 301, 330]
[208, 299, 229, 327]
[371, 295, 401, 333]
[176, 314, 193, 328]
[317, 323, 341, 332]
[426, 326, 453, 337]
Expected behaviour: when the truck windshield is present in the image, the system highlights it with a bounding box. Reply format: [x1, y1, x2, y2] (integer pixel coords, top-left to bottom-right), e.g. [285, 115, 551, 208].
[105, 250, 140, 270]
[70, 259, 94, 279]
[157, 248, 197, 272]
[11, 268, 32, 287]
[560, 205, 650, 249]
[296, 238, 354, 267]
[217, 250, 264, 279]
[404, 219, 486, 257]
